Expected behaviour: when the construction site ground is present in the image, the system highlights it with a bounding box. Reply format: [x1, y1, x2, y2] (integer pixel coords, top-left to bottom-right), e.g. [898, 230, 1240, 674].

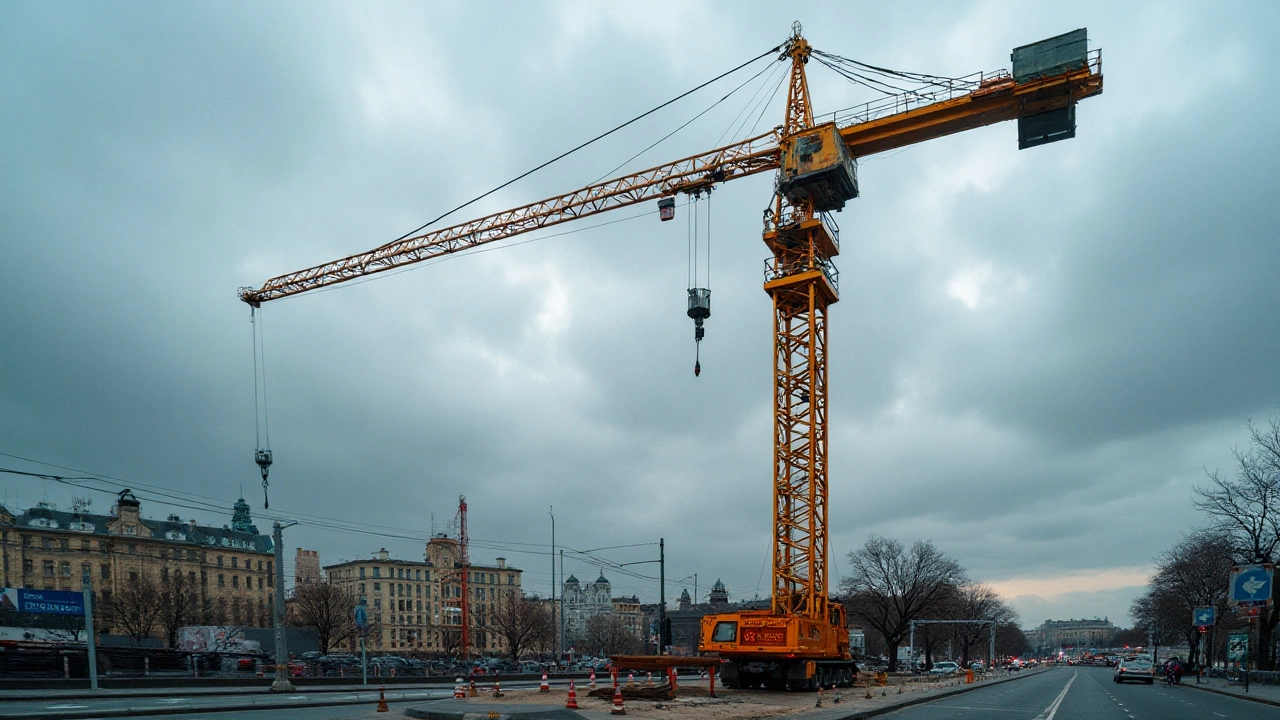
[402, 669, 1042, 720]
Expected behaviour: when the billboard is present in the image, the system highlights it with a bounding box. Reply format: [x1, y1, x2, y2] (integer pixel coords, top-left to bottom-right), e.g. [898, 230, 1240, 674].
[0, 587, 85, 616]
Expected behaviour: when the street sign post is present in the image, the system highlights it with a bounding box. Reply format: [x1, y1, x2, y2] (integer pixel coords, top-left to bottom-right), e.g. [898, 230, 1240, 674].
[356, 602, 368, 686]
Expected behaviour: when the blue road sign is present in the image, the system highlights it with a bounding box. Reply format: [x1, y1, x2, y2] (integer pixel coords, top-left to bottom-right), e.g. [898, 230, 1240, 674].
[1231, 565, 1274, 605]
[1, 588, 85, 616]
[1193, 607, 1216, 626]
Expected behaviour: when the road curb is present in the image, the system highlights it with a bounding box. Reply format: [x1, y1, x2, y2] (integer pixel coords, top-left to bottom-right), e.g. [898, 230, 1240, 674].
[1183, 682, 1280, 708]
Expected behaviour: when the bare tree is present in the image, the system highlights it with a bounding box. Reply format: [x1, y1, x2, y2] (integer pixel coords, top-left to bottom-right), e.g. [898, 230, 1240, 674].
[1194, 417, 1280, 670]
[158, 567, 201, 648]
[289, 579, 357, 655]
[1144, 529, 1234, 666]
[946, 583, 1018, 667]
[1131, 586, 1184, 663]
[581, 614, 642, 657]
[487, 590, 555, 661]
[840, 536, 966, 672]
[104, 572, 163, 645]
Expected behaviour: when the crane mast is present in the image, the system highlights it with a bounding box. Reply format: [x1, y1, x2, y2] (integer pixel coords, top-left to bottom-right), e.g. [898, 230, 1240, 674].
[239, 24, 1102, 688]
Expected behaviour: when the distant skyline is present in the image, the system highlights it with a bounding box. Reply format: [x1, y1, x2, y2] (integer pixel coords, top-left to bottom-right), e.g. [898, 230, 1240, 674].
[4, 1, 1279, 631]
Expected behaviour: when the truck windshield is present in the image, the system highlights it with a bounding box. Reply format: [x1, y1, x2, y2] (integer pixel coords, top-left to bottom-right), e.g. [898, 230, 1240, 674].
[711, 621, 737, 643]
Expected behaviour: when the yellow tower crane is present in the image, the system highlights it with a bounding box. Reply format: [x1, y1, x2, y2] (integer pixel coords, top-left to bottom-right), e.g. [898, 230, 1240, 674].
[239, 24, 1102, 690]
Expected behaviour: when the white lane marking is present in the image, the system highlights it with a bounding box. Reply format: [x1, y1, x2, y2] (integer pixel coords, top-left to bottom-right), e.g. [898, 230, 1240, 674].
[46, 705, 90, 710]
[155, 698, 191, 704]
[288, 695, 309, 700]
[1033, 671, 1077, 720]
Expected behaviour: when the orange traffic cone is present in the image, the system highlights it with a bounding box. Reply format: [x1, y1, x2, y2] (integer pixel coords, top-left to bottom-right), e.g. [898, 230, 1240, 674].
[590, 669, 597, 690]
[565, 680, 579, 709]
[453, 679, 466, 699]
[611, 684, 627, 715]
[376, 685, 389, 713]
[815, 686, 824, 707]
[492, 677, 504, 698]
[539, 671, 550, 693]
[645, 671, 654, 687]
[468, 679, 478, 697]
[626, 671, 635, 687]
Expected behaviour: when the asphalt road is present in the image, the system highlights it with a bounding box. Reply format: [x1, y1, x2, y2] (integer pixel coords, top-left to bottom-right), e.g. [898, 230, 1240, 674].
[0, 686, 452, 718]
[885, 666, 1280, 720]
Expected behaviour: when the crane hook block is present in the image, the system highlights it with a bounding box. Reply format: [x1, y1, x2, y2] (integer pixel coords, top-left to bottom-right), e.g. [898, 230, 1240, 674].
[687, 288, 711, 321]
[255, 448, 273, 481]
[658, 197, 676, 222]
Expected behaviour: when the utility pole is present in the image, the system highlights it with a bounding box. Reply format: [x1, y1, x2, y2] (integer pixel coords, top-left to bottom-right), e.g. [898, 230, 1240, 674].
[81, 570, 98, 690]
[559, 549, 565, 661]
[550, 507, 557, 665]
[271, 521, 296, 692]
[659, 538, 666, 653]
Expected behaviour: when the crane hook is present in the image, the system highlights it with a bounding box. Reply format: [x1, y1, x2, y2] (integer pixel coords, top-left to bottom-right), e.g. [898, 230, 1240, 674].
[255, 448, 273, 509]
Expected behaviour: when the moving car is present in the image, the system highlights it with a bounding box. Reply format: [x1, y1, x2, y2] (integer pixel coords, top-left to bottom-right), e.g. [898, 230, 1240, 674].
[1113, 657, 1155, 684]
[929, 661, 960, 675]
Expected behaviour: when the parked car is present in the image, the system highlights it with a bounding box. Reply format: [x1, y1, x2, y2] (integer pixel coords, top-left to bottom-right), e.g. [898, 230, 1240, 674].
[929, 661, 960, 675]
[1113, 657, 1155, 684]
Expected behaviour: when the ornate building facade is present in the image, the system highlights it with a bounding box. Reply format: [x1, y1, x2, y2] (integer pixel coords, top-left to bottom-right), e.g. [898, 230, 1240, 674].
[325, 535, 522, 655]
[0, 489, 274, 634]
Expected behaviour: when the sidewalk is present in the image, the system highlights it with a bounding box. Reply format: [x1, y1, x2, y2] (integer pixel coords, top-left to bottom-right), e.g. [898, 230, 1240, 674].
[1, 680, 447, 702]
[1184, 675, 1280, 708]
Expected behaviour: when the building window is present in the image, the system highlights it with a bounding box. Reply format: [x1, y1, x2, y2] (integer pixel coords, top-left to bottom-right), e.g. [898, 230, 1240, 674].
[267, 561, 273, 576]
[99, 541, 109, 553]
[373, 567, 380, 579]
[232, 557, 239, 569]
[81, 539, 91, 551]
[218, 574, 225, 587]
[217, 556, 224, 566]
[42, 537, 52, 549]
[359, 583, 366, 594]
[507, 574, 514, 585]
[232, 576, 239, 589]
[129, 571, 139, 582]
[101, 564, 110, 580]
[23, 559, 33, 575]
[59, 562, 71, 576]
[124, 525, 136, 535]
[360, 567, 366, 579]
[373, 583, 380, 593]
[374, 599, 381, 609]
[258, 577, 264, 590]
[43, 560, 55, 576]
[128, 544, 137, 554]
[22, 534, 32, 546]
[81, 562, 90, 579]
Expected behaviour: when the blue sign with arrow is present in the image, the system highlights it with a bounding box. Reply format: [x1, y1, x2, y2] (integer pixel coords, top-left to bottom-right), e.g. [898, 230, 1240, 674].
[1231, 565, 1274, 605]
[1193, 607, 1216, 626]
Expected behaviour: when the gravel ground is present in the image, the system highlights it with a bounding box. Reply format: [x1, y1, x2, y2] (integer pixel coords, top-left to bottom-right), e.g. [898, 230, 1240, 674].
[407, 673, 998, 719]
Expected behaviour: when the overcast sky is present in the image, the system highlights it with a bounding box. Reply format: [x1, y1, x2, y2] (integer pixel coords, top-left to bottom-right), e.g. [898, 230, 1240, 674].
[3, 1, 1279, 632]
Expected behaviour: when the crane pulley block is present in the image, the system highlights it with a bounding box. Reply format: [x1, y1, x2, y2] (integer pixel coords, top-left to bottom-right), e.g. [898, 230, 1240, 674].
[777, 122, 858, 212]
